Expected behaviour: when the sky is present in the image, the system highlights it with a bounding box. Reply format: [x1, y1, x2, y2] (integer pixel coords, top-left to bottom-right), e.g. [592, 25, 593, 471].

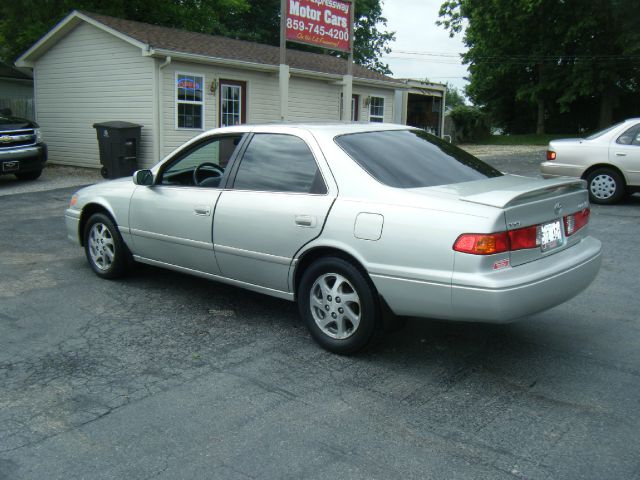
[380, 0, 469, 93]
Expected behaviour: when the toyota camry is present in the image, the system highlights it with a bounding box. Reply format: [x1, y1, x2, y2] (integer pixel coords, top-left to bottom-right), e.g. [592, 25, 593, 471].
[66, 123, 602, 354]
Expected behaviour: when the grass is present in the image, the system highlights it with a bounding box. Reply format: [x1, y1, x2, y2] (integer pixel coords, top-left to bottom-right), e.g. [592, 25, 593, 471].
[473, 133, 582, 146]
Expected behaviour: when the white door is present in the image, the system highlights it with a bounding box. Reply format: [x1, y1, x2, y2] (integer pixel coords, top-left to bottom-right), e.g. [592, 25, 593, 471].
[213, 133, 335, 292]
[129, 134, 244, 274]
[611, 123, 640, 186]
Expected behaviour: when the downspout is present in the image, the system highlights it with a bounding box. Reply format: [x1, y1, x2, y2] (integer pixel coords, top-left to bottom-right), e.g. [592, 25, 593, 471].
[158, 56, 172, 160]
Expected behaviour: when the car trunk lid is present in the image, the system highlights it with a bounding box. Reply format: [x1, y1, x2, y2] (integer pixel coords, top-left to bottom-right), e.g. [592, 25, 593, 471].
[432, 175, 590, 266]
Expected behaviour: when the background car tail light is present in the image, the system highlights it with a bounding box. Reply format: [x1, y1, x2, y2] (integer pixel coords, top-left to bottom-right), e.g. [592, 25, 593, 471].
[546, 150, 557, 160]
[564, 208, 590, 236]
[453, 233, 509, 255]
[508, 225, 539, 250]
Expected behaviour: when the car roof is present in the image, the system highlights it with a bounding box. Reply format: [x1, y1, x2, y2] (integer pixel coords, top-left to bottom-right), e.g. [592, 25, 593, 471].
[206, 122, 414, 137]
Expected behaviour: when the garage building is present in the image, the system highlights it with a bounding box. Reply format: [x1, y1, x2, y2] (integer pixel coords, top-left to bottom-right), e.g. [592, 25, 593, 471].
[16, 11, 406, 169]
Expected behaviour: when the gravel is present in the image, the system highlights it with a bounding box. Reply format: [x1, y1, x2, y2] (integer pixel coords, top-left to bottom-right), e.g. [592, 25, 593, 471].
[0, 165, 103, 197]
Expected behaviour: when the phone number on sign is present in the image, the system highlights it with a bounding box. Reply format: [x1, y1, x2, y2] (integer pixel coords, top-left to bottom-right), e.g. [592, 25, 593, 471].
[286, 18, 349, 41]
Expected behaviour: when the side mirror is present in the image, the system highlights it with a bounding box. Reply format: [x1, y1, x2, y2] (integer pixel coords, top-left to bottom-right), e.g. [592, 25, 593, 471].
[133, 169, 154, 186]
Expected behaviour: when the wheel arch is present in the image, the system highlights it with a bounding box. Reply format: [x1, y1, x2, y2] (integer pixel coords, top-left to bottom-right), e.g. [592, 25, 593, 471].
[292, 244, 372, 301]
[78, 201, 118, 246]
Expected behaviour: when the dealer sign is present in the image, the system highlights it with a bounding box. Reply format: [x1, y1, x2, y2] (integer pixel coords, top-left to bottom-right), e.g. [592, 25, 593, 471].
[286, 0, 352, 52]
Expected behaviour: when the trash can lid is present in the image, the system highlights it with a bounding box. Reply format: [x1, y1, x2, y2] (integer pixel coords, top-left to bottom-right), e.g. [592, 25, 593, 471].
[93, 121, 143, 129]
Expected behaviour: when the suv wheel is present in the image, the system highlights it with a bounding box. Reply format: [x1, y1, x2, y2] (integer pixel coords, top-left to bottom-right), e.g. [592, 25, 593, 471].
[15, 169, 42, 181]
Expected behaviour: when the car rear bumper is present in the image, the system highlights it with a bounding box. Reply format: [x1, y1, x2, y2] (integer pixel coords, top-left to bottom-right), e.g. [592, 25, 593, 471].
[65, 208, 81, 244]
[540, 161, 584, 179]
[372, 236, 602, 323]
[450, 236, 602, 322]
[0, 144, 47, 175]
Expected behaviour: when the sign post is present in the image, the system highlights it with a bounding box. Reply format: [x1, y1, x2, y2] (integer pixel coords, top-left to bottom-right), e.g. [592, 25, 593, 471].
[279, 0, 289, 121]
[280, 0, 355, 121]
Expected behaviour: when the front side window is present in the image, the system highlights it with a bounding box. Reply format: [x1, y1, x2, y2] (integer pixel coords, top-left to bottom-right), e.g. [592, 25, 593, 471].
[335, 129, 502, 188]
[369, 96, 384, 123]
[160, 135, 243, 187]
[176, 74, 204, 129]
[233, 134, 326, 194]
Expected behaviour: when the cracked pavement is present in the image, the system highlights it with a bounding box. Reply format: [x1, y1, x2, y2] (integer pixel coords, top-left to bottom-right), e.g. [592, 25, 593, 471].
[1, 153, 640, 479]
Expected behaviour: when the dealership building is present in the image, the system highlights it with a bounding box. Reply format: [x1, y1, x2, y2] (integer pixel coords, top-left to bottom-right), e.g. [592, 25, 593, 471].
[16, 11, 445, 169]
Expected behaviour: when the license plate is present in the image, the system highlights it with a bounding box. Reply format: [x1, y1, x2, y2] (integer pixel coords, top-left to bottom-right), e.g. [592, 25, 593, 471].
[539, 220, 563, 251]
[2, 161, 19, 172]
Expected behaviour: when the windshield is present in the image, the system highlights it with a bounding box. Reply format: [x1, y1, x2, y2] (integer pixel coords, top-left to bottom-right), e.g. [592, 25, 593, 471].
[335, 129, 502, 188]
[585, 122, 624, 140]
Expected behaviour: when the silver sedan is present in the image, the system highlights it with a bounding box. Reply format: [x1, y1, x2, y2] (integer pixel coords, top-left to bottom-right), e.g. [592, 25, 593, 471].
[66, 123, 602, 354]
[541, 118, 640, 204]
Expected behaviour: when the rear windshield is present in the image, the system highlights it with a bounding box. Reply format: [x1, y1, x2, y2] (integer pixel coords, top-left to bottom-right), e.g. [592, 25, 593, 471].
[585, 122, 623, 140]
[335, 129, 502, 188]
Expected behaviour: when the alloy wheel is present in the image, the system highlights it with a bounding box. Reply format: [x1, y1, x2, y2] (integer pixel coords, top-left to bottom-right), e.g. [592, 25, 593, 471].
[309, 273, 361, 340]
[88, 222, 115, 271]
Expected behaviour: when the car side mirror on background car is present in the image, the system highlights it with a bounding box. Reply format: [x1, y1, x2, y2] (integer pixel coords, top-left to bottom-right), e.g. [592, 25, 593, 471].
[133, 169, 154, 186]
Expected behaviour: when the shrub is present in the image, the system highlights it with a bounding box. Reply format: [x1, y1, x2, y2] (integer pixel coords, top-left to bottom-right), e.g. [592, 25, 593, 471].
[448, 105, 490, 143]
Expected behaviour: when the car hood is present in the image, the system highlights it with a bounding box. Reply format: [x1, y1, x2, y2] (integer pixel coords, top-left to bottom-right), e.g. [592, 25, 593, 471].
[76, 176, 134, 197]
[0, 115, 38, 130]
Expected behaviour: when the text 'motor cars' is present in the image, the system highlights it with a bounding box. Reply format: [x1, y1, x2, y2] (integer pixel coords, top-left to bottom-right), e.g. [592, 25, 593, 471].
[66, 123, 602, 354]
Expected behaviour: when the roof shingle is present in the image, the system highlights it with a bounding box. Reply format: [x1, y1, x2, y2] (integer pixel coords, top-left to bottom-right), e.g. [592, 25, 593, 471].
[81, 11, 399, 84]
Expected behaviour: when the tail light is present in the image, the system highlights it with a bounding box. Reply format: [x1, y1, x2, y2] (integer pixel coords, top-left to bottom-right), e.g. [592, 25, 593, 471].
[564, 208, 590, 236]
[453, 233, 509, 255]
[546, 150, 557, 160]
[453, 225, 540, 255]
[454, 208, 591, 256]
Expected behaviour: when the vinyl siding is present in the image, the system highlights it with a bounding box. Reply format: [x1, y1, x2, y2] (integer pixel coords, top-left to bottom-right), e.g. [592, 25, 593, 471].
[160, 61, 280, 158]
[0, 80, 33, 98]
[160, 61, 398, 158]
[288, 76, 341, 122]
[34, 23, 155, 168]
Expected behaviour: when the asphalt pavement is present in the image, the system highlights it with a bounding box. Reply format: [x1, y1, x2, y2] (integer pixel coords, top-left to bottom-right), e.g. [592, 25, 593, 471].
[1, 152, 639, 479]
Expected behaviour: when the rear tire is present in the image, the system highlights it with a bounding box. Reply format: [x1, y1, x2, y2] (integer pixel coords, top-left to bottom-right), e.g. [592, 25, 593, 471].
[586, 168, 625, 204]
[83, 213, 130, 279]
[15, 169, 42, 181]
[298, 257, 380, 355]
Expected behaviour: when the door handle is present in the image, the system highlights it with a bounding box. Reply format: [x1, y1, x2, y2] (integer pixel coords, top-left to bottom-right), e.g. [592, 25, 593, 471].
[295, 215, 317, 227]
[616, 152, 627, 157]
[194, 205, 211, 216]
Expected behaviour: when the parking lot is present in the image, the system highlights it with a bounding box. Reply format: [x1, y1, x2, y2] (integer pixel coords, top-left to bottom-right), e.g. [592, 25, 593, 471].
[1, 149, 639, 480]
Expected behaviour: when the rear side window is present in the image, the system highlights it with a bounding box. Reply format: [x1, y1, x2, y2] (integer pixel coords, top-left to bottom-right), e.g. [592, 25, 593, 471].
[616, 124, 640, 145]
[233, 134, 326, 194]
[335, 129, 502, 188]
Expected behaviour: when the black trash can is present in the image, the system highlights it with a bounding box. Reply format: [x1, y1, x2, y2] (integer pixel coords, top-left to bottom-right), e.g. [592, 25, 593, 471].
[93, 121, 142, 179]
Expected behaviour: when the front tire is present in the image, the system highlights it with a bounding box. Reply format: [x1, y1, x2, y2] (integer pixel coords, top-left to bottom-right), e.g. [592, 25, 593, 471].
[83, 213, 129, 279]
[298, 257, 380, 355]
[15, 169, 42, 181]
[586, 168, 625, 204]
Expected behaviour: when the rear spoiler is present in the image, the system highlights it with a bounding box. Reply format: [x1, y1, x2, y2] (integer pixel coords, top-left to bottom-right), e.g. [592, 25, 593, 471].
[460, 177, 587, 209]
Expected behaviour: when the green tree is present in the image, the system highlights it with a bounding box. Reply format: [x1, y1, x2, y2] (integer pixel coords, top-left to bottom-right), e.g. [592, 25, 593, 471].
[438, 0, 640, 132]
[444, 82, 465, 109]
[0, 0, 395, 74]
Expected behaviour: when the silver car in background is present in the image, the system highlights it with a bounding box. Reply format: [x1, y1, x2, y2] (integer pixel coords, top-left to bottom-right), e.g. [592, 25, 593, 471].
[541, 118, 640, 204]
[66, 123, 602, 354]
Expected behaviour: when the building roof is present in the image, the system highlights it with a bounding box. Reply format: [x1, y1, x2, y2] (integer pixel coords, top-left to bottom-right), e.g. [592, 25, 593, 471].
[0, 62, 32, 81]
[17, 10, 401, 86]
